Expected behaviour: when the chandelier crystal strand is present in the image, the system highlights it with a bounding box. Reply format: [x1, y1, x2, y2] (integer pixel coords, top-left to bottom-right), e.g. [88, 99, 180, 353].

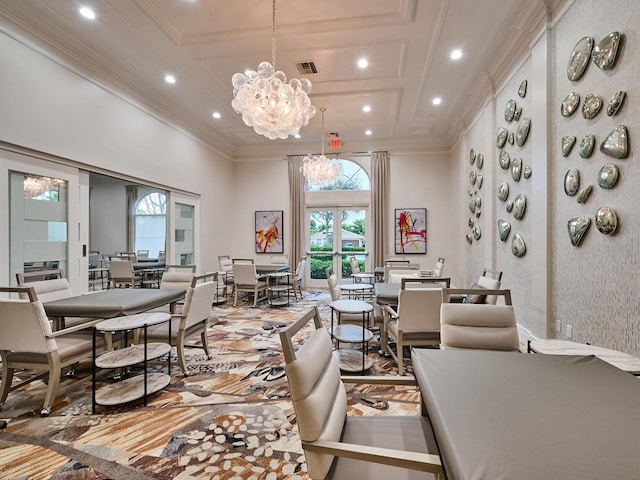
[301, 107, 342, 186]
[231, 0, 316, 140]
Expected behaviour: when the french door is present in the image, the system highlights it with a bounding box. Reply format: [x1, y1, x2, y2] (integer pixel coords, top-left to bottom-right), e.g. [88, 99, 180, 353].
[306, 207, 369, 288]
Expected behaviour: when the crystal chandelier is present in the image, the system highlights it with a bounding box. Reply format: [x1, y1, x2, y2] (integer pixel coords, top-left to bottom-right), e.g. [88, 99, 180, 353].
[231, 0, 316, 140]
[301, 108, 342, 186]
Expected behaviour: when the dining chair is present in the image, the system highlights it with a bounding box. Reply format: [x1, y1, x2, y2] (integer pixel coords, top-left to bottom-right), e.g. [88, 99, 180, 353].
[279, 307, 443, 480]
[349, 256, 375, 284]
[383, 279, 445, 375]
[136, 249, 149, 260]
[158, 265, 197, 313]
[109, 258, 143, 288]
[232, 263, 268, 307]
[289, 257, 307, 301]
[421, 257, 445, 277]
[146, 272, 217, 376]
[0, 286, 105, 416]
[439, 288, 519, 351]
[326, 267, 382, 329]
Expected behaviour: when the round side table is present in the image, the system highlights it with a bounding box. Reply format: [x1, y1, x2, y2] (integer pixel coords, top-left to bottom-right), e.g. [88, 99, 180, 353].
[330, 299, 374, 372]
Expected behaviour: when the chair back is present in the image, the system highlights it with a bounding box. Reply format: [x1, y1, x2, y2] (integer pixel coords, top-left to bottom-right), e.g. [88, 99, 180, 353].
[160, 271, 196, 291]
[182, 276, 217, 330]
[0, 287, 55, 354]
[401, 277, 450, 289]
[109, 258, 135, 279]
[384, 259, 410, 267]
[350, 257, 362, 275]
[136, 249, 149, 260]
[280, 307, 346, 479]
[325, 267, 341, 301]
[296, 259, 307, 283]
[232, 258, 254, 265]
[397, 287, 443, 332]
[158, 250, 166, 261]
[386, 266, 420, 283]
[232, 263, 258, 285]
[433, 257, 445, 276]
[88, 254, 99, 268]
[440, 288, 519, 351]
[219, 255, 233, 273]
[476, 275, 502, 305]
[16, 270, 73, 303]
[268, 255, 289, 265]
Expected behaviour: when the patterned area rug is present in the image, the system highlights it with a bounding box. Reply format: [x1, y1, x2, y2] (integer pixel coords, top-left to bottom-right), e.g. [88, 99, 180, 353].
[0, 290, 420, 480]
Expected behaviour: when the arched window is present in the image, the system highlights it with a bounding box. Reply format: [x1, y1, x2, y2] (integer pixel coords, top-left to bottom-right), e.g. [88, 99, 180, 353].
[305, 158, 371, 191]
[134, 191, 166, 257]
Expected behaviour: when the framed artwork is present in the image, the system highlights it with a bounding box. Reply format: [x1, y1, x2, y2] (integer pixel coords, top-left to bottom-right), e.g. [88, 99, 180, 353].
[395, 208, 427, 254]
[255, 210, 283, 253]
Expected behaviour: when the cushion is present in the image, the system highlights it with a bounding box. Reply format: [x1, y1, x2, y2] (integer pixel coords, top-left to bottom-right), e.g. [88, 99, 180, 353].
[389, 271, 420, 284]
[463, 283, 486, 304]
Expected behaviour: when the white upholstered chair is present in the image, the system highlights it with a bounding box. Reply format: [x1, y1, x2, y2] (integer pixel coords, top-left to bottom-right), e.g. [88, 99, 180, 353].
[232, 263, 268, 307]
[279, 307, 443, 480]
[439, 288, 519, 351]
[147, 272, 217, 375]
[289, 257, 307, 301]
[0, 286, 105, 416]
[383, 278, 446, 375]
[421, 257, 445, 277]
[109, 258, 143, 288]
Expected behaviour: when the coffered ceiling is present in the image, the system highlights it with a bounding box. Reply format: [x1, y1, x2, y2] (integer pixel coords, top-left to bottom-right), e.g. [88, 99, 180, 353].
[0, 0, 557, 160]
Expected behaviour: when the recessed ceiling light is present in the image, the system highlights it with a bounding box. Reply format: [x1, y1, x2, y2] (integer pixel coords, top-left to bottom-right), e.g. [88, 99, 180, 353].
[78, 7, 96, 20]
[432, 97, 442, 105]
[365, 129, 372, 136]
[362, 105, 371, 113]
[357, 58, 368, 69]
[164, 75, 176, 84]
[450, 49, 462, 60]
[212, 112, 221, 119]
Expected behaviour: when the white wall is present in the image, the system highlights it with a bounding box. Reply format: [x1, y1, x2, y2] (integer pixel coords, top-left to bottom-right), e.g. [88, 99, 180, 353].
[0, 32, 234, 277]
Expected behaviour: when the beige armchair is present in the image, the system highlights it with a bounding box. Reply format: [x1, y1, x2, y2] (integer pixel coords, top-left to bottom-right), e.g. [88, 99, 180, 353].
[232, 263, 267, 307]
[421, 257, 445, 277]
[0, 286, 105, 416]
[289, 257, 307, 301]
[109, 258, 143, 288]
[439, 288, 519, 351]
[383, 279, 445, 375]
[146, 272, 217, 376]
[279, 307, 443, 480]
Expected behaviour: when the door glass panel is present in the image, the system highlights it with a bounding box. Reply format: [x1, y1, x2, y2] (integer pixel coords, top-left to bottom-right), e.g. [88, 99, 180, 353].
[10, 172, 68, 284]
[309, 209, 334, 284]
[340, 209, 367, 281]
[174, 203, 194, 265]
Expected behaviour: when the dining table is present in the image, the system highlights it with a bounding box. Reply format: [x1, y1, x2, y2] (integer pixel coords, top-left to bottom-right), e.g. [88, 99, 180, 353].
[255, 264, 290, 275]
[44, 288, 185, 329]
[411, 348, 640, 480]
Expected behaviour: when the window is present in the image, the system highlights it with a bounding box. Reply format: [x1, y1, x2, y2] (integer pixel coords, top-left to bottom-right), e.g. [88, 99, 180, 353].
[305, 158, 371, 191]
[134, 191, 166, 257]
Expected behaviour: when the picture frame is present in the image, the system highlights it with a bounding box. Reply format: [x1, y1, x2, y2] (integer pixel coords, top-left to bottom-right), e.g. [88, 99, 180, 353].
[255, 210, 284, 253]
[395, 208, 427, 254]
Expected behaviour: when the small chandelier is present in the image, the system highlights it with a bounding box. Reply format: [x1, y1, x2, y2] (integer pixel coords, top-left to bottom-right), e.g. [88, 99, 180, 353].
[231, 0, 316, 140]
[301, 107, 342, 186]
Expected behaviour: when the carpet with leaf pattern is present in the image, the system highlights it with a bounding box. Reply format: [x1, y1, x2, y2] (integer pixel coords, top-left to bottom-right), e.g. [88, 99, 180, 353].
[0, 290, 420, 480]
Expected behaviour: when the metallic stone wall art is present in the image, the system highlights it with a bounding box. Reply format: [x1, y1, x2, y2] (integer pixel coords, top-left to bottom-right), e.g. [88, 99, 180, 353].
[523, 165, 532, 179]
[567, 36, 594, 81]
[518, 80, 527, 98]
[475, 209, 481, 219]
[511, 157, 522, 182]
[600, 125, 629, 159]
[582, 93, 602, 119]
[469, 199, 477, 214]
[595, 206, 618, 234]
[513, 107, 522, 121]
[470, 170, 477, 185]
[577, 185, 593, 204]
[476, 174, 483, 189]
[511, 233, 526, 257]
[476, 153, 484, 169]
[564, 168, 580, 196]
[561, 92, 580, 116]
[470, 148, 476, 165]
[515, 117, 531, 146]
[513, 194, 527, 220]
[508, 132, 514, 145]
[466, 234, 473, 244]
[568, 216, 591, 247]
[579, 134, 596, 158]
[498, 182, 509, 201]
[597, 163, 619, 189]
[592, 32, 621, 70]
[472, 225, 482, 240]
[468, 218, 474, 228]
[499, 150, 511, 169]
[607, 91, 626, 116]
[498, 219, 511, 242]
[506, 201, 514, 213]
[497, 127, 508, 148]
[562, 136, 577, 157]
[504, 100, 516, 122]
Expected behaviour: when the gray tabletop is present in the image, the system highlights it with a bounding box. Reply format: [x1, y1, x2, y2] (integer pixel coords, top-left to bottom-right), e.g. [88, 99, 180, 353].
[255, 264, 290, 274]
[412, 349, 640, 480]
[44, 288, 185, 319]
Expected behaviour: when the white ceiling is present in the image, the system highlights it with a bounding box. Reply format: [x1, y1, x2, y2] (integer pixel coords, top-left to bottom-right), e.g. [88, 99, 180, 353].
[0, 0, 558, 160]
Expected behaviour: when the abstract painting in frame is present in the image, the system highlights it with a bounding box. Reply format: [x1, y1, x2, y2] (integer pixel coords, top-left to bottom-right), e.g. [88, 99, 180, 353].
[395, 208, 426, 254]
[255, 210, 284, 253]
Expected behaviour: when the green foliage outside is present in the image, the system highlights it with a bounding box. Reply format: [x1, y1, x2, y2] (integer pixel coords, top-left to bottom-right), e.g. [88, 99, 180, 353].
[309, 246, 365, 279]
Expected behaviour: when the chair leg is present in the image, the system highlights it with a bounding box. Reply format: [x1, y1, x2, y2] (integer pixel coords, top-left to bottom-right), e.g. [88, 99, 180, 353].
[397, 334, 405, 376]
[177, 331, 188, 376]
[42, 353, 62, 416]
[200, 330, 212, 359]
[233, 288, 239, 307]
[0, 361, 14, 409]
